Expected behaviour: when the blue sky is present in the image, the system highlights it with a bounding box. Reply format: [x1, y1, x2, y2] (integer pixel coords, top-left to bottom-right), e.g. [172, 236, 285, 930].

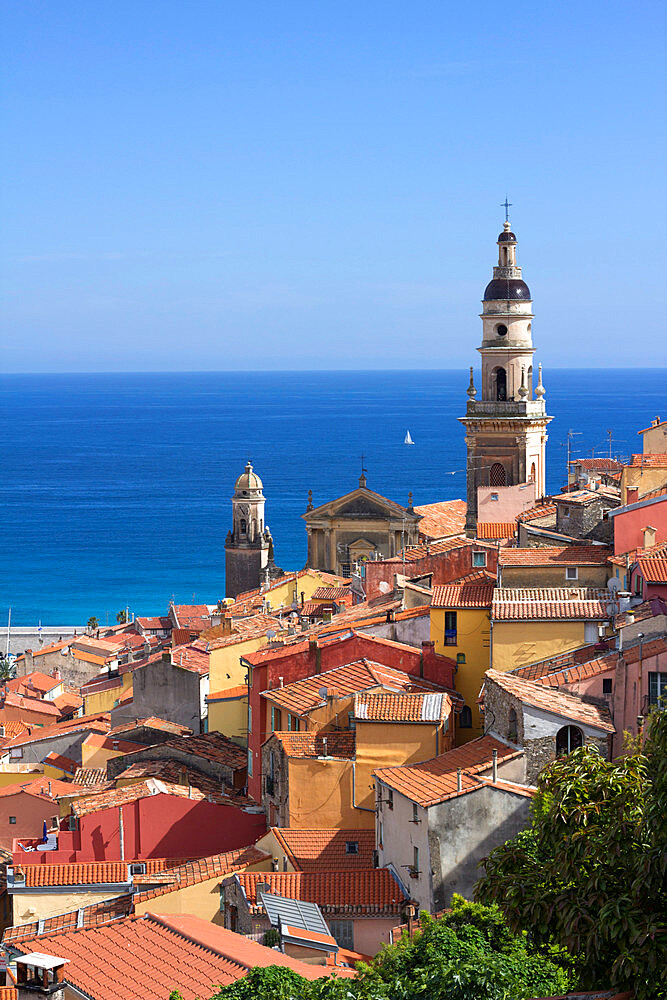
[1, 0, 665, 372]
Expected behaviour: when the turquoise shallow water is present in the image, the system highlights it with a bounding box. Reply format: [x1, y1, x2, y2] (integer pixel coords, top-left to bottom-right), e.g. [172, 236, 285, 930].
[1, 369, 664, 625]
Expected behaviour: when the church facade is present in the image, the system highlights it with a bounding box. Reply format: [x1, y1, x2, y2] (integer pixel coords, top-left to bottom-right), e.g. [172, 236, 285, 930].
[303, 472, 421, 578]
[459, 220, 552, 535]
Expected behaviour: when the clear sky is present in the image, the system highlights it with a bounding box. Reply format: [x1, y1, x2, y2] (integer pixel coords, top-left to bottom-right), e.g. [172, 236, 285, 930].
[1, 0, 665, 372]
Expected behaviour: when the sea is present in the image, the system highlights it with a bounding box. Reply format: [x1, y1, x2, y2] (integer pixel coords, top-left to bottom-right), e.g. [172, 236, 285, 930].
[1, 369, 664, 627]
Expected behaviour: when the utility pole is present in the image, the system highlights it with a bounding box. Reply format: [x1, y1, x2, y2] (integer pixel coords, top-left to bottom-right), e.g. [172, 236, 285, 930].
[607, 429, 613, 460]
[566, 429, 582, 484]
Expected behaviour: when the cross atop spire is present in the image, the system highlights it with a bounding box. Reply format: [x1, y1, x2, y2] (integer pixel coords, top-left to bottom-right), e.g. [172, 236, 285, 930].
[501, 196, 512, 222]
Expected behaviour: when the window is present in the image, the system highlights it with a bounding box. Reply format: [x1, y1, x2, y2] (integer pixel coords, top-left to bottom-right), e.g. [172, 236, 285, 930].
[508, 707, 518, 742]
[566, 567, 578, 581]
[561, 507, 570, 519]
[556, 725, 583, 756]
[9, 748, 23, 759]
[490, 463, 506, 486]
[456, 653, 466, 665]
[496, 324, 507, 337]
[341, 563, 351, 578]
[130, 863, 147, 875]
[9, 817, 16, 825]
[386, 787, 393, 810]
[584, 622, 599, 643]
[51, 816, 58, 828]
[348, 711, 356, 731]
[459, 705, 472, 728]
[491, 493, 499, 501]
[495, 368, 507, 400]
[240, 518, 247, 534]
[412, 803, 419, 824]
[472, 551, 487, 568]
[68, 815, 77, 831]
[247, 748, 253, 778]
[412, 846, 420, 877]
[345, 841, 359, 855]
[602, 678, 613, 695]
[331, 921, 354, 950]
[530, 463, 536, 482]
[271, 706, 282, 732]
[444, 611, 458, 645]
[378, 819, 383, 847]
[648, 673, 667, 707]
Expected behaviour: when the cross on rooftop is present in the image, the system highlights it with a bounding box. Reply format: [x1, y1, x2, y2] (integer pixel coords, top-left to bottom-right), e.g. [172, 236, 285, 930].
[501, 196, 512, 222]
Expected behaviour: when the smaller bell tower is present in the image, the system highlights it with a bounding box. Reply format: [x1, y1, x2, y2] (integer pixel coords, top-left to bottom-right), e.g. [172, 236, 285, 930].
[225, 461, 272, 598]
[459, 218, 552, 535]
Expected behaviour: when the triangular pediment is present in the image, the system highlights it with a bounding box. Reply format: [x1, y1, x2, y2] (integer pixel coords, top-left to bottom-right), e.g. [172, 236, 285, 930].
[304, 487, 416, 522]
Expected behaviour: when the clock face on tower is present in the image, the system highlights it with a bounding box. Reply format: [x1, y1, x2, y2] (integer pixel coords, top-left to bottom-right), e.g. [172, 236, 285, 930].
[237, 503, 250, 518]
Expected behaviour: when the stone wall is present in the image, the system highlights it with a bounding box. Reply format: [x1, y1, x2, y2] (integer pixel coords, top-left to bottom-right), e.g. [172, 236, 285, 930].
[132, 658, 204, 733]
[261, 736, 289, 827]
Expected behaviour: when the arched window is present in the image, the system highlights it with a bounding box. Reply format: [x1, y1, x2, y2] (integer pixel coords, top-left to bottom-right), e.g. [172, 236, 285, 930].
[527, 365, 533, 395]
[508, 707, 518, 742]
[240, 518, 247, 534]
[530, 463, 536, 482]
[556, 725, 583, 756]
[490, 463, 506, 487]
[459, 705, 472, 728]
[495, 367, 507, 400]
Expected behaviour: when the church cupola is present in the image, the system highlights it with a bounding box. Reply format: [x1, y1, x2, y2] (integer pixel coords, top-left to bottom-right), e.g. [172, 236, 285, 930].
[225, 460, 280, 598]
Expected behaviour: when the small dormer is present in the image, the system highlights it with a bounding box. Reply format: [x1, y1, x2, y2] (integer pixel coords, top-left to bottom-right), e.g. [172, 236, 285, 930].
[15, 952, 69, 995]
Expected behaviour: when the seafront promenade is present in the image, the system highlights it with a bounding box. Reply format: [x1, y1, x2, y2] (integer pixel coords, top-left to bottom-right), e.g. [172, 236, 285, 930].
[0, 625, 85, 657]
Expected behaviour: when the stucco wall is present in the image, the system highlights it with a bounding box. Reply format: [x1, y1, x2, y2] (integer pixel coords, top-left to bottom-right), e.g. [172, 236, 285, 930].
[288, 758, 372, 830]
[359, 616, 429, 647]
[477, 481, 536, 522]
[132, 659, 205, 733]
[491, 620, 587, 671]
[431, 606, 491, 741]
[355, 723, 445, 810]
[13, 889, 119, 926]
[499, 565, 609, 589]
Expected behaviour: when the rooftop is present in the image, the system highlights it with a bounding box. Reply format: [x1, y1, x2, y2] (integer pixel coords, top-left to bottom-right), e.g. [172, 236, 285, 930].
[627, 453, 667, 468]
[70, 778, 212, 818]
[11, 857, 176, 888]
[432, 582, 495, 609]
[270, 828, 376, 872]
[413, 499, 467, 539]
[233, 868, 406, 915]
[499, 546, 612, 567]
[374, 734, 525, 807]
[132, 845, 271, 904]
[271, 731, 356, 759]
[484, 669, 616, 733]
[354, 691, 451, 723]
[476, 521, 516, 540]
[492, 588, 611, 621]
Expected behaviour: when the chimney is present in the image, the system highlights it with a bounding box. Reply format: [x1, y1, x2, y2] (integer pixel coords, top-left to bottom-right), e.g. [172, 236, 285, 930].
[322, 737, 328, 758]
[256, 880, 270, 898]
[626, 487, 639, 504]
[48, 781, 52, 796]
[456, 768, 462, 792]
[492, 749, 498, 783]
[16, 953, 69, 997]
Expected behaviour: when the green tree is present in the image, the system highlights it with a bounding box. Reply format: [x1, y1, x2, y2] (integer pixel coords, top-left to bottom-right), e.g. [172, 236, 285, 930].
[203, 898, 570, 1000]
[87, 616, 99, 632]
[476, 712, 667, 999]
[0, 656, 14, 681]
[116, 609, 127, 624]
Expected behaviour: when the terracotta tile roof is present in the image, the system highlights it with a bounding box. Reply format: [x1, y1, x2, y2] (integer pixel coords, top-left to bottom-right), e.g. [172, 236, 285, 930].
[272, 731, 356, 759]
[413, 499, 467, 539]
[108, 717, 192, 737]
[374, 734, 524, 807]
[261, 659, 440, 717]
[492, 588, 611, 621]
[484, 669, 616, 732]
[201, 614, 284, 649]
[476, 521, 516, 539]
[0, 691, 61, 717]
[499, 546, 612, 566]
[43, 751, 78, 773]
[534, 636, 667, 688]
[0, 776, 86, 800]
[627, 453, 667, 468]
[300, 601, 328, 617]
[3, 895, 134, 943]
[132, 846, 271, 903]
[636, 484, 667, 502]
[13, 912, 352, 992]
[113, 759, 227, 798]
[7, 672, 62, 696]
[270, 828, 376, 871]
[572, 458, 623, 471]
[158, 731, 247, 768]
[53, 692, 83, 714]
[168, 644, 210, 675]
[636, 545, 667, 583]
[234, 868, 406, 915]
[82, 732, 146, 754]
[73, 767, 108, 787]
[13, 857, 175, 888]
[13, 639, 71, 664]
[311, 586, 351, 601]
[512, 642, 604, 680]
[3, 717, 110, 750]
[517, 503, 558, 523]
[556, 489, 617, 505]
[432, 582, 495, 608]
[135, 616, 171, 629]
[0, 720, 32, 740]
[382, 536, 470, 563]
[70, 778, 211, 817]
[206, 686, 248, 701]
[354, 691, 451, 723]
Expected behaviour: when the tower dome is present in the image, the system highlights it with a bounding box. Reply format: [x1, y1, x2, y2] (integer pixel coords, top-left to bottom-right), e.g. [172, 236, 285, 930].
[483, 221, 530, 300]
[483, 277, 531, 300]
[234, 461, 264, 494]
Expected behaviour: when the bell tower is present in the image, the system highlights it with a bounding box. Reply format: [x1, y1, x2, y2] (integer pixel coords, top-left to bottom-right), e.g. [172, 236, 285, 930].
[225, 461, 272, 598]
[459, 218, 552, 535]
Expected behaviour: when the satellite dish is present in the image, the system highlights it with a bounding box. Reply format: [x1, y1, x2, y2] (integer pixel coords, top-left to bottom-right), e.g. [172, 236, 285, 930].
[266, 630, 277, 640]
[605, 601, 618, 618]
[318, 687, 328, 700]
[607, 577, 621, 595]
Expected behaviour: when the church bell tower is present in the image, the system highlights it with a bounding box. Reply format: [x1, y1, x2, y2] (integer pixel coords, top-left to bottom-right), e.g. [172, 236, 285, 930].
[459, 217, 552, 535]
[225, 461, 272, 598]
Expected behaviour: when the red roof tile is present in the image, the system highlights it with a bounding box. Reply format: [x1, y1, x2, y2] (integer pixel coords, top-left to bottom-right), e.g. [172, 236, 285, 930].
[499, 546, 612, 566]
[413, 499, 467, 539]
[108, 717, 192, 737]
[14, 857, 174, 888]
[517, 503, 558, 523]
[132, 846, 271, 903]
[571, 458, 623, 471]
[354, 691, 451, 723]
[311, 586, 351, 601]
[70, 778, 212, 817]
[6, 671, 62, 696]
[43, 751, 78, 773]
[374, 735, 524, 807]
[492, 588, 611, 621]
[432, 582, 495, 608]
[272, 731, 356, 759]
[167, 644, 210, 675]
[4, 717, 110, 750]
[476, 521, 516, 540]
[627, 453, 667, 468]
[270, 828, 376, 872]
[484, 669, 616, 732]
[261, 659, 441, 717]
[234, 868, 406, 915]
[636, 545, 667, 583]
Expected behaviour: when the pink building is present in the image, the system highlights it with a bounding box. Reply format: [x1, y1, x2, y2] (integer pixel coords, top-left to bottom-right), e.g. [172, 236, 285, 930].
[609, 490, 667, 556]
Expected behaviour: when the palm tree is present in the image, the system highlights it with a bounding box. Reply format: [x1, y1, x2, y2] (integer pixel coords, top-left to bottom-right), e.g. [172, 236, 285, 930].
[87, 616, 99, 633]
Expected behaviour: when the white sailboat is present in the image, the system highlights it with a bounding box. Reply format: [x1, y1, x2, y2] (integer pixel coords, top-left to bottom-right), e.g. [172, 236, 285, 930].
[404, 430, 414, 445]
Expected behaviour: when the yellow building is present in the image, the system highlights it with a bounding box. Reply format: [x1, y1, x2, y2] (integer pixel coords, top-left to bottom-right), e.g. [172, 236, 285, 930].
[621, 454, 667, 504]
[80, 733, 144, 769]
[491, 588, 612, 672]
[430, 583, 494, 742]
[82, 672, 133, 716]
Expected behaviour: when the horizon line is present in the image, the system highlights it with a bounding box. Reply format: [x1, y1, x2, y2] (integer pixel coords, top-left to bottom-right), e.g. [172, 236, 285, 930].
[2, 366, 665, 376]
